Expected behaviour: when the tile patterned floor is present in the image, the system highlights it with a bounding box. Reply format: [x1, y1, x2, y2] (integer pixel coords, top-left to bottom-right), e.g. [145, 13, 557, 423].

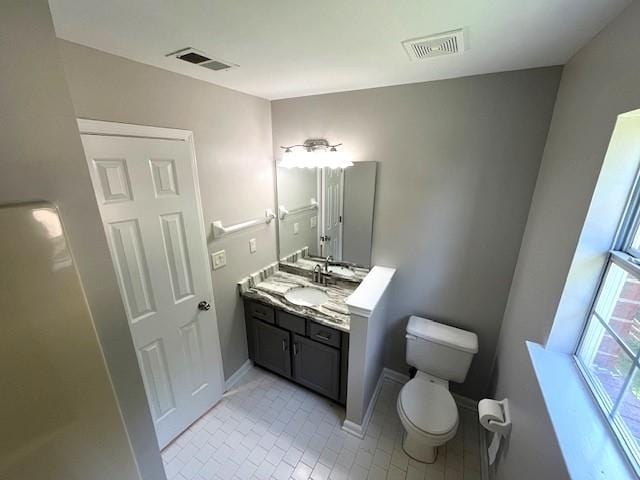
[161, 367, 483, 480]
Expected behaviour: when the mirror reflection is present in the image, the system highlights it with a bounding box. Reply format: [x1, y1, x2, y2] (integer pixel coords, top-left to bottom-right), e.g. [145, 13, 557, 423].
[276, 162, 377, 271]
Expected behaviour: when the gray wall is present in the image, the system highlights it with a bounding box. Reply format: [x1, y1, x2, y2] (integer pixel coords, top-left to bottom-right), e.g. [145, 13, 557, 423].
[0, 1, 160, 479]
[57, 40, 276, 380]
[343, 162, 377, 267]
[277, 167, 318, 257]
[492, 2, 640, 479]
[272, 67, 562, 399]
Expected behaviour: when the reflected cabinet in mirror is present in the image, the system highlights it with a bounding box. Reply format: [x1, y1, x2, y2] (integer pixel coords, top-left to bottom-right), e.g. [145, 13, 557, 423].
[276, 162, 377, 269]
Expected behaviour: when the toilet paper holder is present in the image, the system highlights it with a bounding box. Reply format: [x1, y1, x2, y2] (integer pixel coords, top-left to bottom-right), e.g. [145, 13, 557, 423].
[479, 398, 512, 437]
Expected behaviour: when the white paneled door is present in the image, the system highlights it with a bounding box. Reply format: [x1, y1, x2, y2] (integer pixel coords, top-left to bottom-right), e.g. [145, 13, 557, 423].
[321, 167, 344, 260]
[80, 121, 224, 449]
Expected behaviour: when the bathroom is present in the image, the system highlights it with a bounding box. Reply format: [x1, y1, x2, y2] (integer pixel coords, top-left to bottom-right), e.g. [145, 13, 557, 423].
[2, 1, 640, 479]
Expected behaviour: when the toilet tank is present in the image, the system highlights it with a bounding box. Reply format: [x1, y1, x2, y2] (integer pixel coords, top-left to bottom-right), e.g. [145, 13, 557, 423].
[405, 316, 478, 383]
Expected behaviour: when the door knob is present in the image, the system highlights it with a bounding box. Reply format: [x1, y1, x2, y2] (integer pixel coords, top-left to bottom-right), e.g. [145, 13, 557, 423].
[198, 301, 211, 311]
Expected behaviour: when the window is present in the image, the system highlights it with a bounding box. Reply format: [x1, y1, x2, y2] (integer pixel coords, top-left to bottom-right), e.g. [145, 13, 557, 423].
[577, 174, 640, 473]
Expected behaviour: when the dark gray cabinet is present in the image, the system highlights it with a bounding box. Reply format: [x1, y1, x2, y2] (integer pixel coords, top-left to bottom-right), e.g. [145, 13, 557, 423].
[243, 299, 348, 403]
[254, 319, 291, 378]
[292, 334, 340, 399]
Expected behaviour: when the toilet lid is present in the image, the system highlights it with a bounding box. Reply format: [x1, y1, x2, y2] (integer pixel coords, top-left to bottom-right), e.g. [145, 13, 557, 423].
[399, 378, 458, 436]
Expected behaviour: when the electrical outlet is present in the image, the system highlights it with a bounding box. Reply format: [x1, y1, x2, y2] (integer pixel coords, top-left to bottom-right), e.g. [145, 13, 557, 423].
[211, 250, 226, 270]
[249, 238, 257, 253]
[293, 222, 299, 235]
[310, 216, 317, 228]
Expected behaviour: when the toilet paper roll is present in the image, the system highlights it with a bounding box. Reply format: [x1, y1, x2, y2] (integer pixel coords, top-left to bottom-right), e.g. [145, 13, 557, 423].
[478, 398, 505, 430]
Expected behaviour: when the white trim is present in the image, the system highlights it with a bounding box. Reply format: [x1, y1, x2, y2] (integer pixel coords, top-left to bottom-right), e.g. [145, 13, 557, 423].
[225, 360, 253, 392]
[341, 419, 366, 439]
[342, 369, 387, 438]
[77, 118, 192, 141]
[528, 341, 636, 479]
[342, 368, 410, 439]
[346, 266, 396, 317]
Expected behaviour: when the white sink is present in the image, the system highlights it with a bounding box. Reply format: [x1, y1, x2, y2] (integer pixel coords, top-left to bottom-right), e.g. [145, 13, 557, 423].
[285, 287, 329, 307]
[328, 265, 356, 278]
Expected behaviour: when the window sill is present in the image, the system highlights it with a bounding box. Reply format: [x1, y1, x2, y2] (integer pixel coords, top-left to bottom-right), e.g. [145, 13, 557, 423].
[527, 341, 636, 480]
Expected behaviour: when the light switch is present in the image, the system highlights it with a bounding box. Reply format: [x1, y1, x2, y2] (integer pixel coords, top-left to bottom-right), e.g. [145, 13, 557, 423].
[310, 216, 317, 228]
[293, 222, 299, 235]
[249, 238, 257, 253]
[211, 250, 226, 270]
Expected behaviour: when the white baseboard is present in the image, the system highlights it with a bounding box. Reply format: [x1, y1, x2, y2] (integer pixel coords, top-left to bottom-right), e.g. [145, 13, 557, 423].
[341, 419, 366, 438]
[224, 359, 253, 392]
[342, 369, 388, 439]
[342, 368, 413, 438]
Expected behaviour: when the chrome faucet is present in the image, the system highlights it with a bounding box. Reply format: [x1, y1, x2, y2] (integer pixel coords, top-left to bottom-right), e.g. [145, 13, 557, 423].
[324, 255, 334, 272]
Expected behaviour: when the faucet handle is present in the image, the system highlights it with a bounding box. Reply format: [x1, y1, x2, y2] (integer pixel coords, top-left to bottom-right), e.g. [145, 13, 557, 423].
[312, 264, 322, 283]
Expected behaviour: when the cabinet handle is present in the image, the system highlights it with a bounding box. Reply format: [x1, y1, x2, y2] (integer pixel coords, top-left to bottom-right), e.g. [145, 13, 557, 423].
[315, 333, 331, 341]
[293, 343, 298, 356]
[282, 339, 287, 351]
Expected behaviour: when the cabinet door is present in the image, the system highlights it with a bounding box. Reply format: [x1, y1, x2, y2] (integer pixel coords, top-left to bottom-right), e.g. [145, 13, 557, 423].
[254, 320, 291, 378]
[292, 334, 340, 400]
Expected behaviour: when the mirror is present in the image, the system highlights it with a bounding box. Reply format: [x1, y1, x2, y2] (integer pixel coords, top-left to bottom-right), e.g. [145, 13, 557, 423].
[276, 162, 377, 268]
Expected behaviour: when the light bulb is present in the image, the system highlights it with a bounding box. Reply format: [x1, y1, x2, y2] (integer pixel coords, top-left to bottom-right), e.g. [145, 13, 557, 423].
[279, 146, 353, 169]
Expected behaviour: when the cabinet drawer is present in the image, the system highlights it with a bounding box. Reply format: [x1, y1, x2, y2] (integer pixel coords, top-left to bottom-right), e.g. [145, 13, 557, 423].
[308, 322, 341, 348]
[247, 301, 274, 324]
[277, 310, 306, 335]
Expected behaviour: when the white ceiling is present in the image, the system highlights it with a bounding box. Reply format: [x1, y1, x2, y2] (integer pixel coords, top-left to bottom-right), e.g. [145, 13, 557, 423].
[49, 0, 630, 100]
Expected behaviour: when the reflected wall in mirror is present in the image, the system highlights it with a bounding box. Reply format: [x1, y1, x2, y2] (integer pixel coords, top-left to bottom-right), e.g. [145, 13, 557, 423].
[276, 161, 377, 267]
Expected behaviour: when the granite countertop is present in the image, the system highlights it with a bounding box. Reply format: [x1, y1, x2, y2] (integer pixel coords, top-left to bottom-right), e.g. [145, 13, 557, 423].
[279, 257, 369, 283]
[241, 270, 356, 332]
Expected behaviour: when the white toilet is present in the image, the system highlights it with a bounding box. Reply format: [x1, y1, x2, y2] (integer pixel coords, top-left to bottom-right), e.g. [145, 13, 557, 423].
[397, 316, 478, 463]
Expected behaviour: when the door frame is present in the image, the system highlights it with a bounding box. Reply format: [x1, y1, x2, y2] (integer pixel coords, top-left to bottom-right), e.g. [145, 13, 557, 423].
[77, 118, 225, 397]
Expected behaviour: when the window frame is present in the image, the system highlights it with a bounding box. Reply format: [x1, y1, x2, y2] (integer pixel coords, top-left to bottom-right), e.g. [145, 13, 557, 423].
[576, 167, 640, 476]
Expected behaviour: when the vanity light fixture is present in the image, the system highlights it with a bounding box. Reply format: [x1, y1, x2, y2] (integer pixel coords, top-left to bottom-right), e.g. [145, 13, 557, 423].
[279, 139, 353, 169]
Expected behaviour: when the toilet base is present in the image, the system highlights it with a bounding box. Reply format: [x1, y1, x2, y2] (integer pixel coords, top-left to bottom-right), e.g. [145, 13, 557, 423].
[402, 431, 438, 463]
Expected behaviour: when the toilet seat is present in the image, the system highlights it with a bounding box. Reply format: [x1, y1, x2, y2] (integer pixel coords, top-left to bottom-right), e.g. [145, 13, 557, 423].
[398, 377, 458, 439]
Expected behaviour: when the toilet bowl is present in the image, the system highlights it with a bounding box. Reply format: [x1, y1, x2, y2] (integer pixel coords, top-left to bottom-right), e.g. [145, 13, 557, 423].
[397, 373, 458, 462]
[397, 316, 478, 463]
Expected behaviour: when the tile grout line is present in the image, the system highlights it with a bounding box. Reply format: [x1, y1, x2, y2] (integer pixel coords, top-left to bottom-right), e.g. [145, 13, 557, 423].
[162, 366, 484, 480]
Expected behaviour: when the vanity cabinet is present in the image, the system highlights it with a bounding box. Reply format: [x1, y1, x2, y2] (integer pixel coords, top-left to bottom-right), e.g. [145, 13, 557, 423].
[244, 299, 348, 404]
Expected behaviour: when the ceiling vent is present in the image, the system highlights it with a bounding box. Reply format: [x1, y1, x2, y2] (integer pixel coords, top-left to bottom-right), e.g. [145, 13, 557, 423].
[166, 47, 237, 72]
[402, 29, 465, 61]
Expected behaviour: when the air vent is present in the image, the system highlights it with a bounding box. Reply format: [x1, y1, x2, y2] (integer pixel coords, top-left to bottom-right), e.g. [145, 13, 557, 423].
[402, 29, 465, 61]
[177, 51, 211, 64]
[166, 47, 237, 72]
[201, 60, 232, 71]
